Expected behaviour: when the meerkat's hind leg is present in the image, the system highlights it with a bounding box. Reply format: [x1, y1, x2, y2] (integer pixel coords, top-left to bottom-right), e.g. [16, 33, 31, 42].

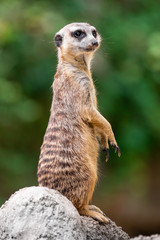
[78, 205, 109, 224]
[88, 205, 107, 217]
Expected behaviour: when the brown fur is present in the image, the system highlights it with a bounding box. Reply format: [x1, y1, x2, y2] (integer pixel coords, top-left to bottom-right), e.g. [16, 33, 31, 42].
[37, 23, 120, 223]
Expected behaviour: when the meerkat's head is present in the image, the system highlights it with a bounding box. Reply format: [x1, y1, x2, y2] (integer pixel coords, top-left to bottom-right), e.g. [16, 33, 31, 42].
[54, 23, 101, 61]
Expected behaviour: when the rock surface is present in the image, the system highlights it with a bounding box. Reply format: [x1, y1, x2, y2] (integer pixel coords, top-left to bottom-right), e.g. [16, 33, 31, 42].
[0, 186, 130, 240]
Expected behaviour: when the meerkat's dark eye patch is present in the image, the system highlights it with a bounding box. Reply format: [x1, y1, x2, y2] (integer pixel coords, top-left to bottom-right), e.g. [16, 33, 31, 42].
[71, 30, 86, 40]
[54, 34, 63, 47]
[92, 30, 97, 38]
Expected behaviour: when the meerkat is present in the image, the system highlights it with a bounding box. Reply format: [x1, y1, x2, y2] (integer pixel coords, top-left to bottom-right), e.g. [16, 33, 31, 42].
[37, 22, 121, 223]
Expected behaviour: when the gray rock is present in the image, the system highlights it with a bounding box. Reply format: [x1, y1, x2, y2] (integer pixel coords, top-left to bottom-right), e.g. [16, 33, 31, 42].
[81, 216, 129, 240]
[0, 186, 130, 240]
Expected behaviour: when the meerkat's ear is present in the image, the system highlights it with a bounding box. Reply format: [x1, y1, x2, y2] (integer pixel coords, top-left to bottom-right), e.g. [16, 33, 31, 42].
[54, 33, 63, 47]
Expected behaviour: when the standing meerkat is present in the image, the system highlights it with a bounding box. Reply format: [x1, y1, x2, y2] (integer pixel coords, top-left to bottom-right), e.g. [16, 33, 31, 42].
[37, 22, 120, 223]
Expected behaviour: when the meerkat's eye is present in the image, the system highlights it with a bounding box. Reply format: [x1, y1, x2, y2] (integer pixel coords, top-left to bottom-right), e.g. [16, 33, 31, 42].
[71, 30, 86, 39]
[92, 30, 97, 38]
[74, 30, 82, 37]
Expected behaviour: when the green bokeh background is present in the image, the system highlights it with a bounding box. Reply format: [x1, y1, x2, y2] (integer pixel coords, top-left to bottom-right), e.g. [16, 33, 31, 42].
[0, 0, 160, 237]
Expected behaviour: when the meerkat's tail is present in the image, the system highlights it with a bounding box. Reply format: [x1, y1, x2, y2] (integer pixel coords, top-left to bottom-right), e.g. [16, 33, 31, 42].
[78, 205, 109, 224]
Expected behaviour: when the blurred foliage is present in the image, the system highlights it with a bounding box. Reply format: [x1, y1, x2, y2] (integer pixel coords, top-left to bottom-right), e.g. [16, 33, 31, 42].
[0, 0, 160, 236]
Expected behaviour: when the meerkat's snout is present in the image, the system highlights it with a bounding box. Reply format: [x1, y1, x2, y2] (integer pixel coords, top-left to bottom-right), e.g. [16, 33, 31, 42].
[92, 40, 98, 47]
[85, 39, 99, 51]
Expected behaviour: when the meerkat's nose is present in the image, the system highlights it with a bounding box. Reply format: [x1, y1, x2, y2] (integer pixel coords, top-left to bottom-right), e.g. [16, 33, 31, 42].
[92, 40, 98, 47]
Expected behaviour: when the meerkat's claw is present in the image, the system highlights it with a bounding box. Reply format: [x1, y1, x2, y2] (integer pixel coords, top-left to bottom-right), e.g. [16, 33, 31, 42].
[93, 214, 109, 224]
[117, 146, 121, 157]
[103, 147, 109, 161]
[110, 142, 121, 157]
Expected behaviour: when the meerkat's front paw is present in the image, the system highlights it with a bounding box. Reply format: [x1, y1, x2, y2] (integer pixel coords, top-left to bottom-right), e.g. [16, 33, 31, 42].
[102, 141, 121, 161]
[103, 147, 110, 162]
[101, 127, 121, 160]
[110, 142, 121, 157]
[102, 139, 121, 162]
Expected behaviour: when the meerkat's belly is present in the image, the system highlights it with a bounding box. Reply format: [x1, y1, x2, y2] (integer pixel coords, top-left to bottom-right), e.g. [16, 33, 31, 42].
[37, 119, 99, 207]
